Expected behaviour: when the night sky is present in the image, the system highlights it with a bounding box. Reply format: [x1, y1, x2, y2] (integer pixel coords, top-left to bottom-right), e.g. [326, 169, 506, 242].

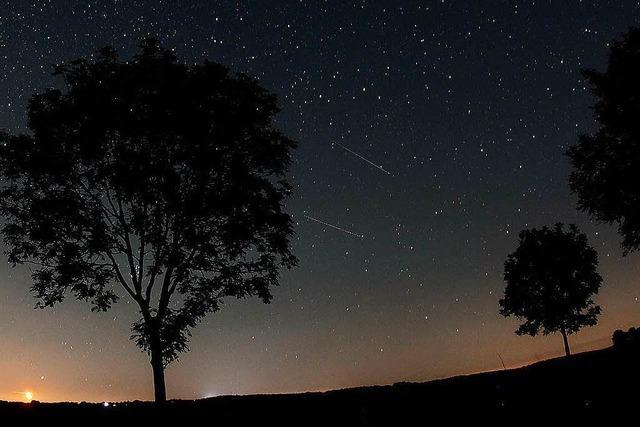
[1, 0, 640, 402]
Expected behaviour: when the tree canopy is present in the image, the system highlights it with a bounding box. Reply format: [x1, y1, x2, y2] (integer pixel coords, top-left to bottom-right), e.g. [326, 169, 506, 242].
[0, 38, 297, 401]
[568, 27, 640, 254]
[500, 224, 602, 356]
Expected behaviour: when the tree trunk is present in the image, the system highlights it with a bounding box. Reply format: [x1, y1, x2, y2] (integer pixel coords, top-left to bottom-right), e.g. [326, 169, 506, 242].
[560, 328, 571, 357]
[150, 336, 167, 403]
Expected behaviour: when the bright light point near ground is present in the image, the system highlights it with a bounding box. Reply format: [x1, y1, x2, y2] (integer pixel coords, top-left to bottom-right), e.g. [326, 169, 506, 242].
[103, 402, 110, 407]
[23, 391, 33, 402]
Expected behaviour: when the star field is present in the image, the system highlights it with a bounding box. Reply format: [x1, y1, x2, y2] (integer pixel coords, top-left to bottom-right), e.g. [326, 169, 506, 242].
[1, 0, 640, 402]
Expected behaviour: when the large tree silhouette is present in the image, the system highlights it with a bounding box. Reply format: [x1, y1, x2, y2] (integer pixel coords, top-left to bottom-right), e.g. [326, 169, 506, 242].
[0, 39, 297, 402]
[500, 224, 602, 357]
[568, 27, 640, 254]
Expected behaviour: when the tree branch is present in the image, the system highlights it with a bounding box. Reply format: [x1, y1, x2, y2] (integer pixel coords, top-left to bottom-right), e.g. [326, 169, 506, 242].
[105, 251, 138, 302]
[144, 215, 170, 304]
[113, 194, 141, 296]
[137, 203, 147, 293]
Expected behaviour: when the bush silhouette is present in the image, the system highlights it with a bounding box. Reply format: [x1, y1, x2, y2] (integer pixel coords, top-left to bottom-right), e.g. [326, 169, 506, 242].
[612, 327, 640, 349]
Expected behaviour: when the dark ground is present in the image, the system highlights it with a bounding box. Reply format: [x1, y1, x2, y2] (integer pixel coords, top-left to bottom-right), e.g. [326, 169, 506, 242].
[2, 343, 638, 424]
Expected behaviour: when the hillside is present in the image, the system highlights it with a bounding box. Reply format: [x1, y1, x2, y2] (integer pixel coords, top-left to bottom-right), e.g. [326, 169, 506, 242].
[1, 343, 637, 424]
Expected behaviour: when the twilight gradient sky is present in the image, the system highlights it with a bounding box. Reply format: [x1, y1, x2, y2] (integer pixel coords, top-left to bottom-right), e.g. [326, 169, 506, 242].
[1, 0, 640, 402]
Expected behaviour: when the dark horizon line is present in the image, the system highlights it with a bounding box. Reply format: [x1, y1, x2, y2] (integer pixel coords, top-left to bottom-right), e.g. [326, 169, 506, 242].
[4, 334, 614, 405]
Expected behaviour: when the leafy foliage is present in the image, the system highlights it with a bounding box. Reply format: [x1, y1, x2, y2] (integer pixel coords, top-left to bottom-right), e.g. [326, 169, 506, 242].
[0, 38, 297, 367]
[612, 327, 640, 349]
[500, 224, 602, 337]
[568, 27, 640, 254]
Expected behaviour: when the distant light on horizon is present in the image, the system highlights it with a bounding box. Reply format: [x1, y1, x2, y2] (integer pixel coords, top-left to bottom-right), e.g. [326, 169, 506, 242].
[23, 391, 33, 402]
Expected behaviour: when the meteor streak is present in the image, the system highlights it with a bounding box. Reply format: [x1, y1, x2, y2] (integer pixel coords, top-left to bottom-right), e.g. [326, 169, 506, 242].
[303, 214, 364, 238]
[333, 142, 392, 175]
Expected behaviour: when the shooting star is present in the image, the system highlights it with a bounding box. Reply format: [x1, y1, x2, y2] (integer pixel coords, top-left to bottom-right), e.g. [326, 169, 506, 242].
[333, 142, 392, 175]
[303, 214, 364, 238]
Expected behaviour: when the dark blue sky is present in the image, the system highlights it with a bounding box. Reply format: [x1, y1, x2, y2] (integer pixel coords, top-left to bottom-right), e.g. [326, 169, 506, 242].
[1, 0, 639, 402]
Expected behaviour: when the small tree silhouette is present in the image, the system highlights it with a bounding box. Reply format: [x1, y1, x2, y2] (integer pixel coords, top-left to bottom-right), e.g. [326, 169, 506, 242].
[568, 27, 640, 254]
[0, 39, 297, 402]
[500, 224, 602, 357]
